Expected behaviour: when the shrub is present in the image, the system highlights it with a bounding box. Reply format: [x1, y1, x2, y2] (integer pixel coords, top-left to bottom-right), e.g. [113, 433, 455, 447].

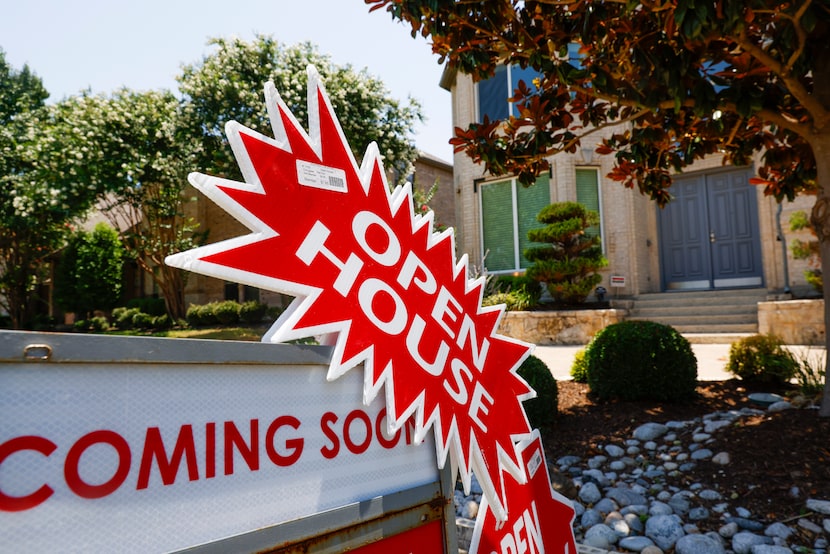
[186, 304, 217, 327]
[89, 316, 110, 332]
[113, 307, 142, 330]
[585, 320, 698, 402]
[525, 202, 608, 304]
[727, 334, 798, 385]
[570, 348, 589, 383]
[213, 301, 241, 325]
[131, 312, 155, 330]
[793, 350, 826, 398]
[152, 314, 172, 330]
[73, 319, 88, 332]
[517, 355, 558, 432]
[481, 291, 534, 311]
[239, 300, 268, 324]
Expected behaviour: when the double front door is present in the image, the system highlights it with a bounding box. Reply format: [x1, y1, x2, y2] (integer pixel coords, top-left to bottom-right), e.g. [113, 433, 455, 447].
[658, 168, 764, 290]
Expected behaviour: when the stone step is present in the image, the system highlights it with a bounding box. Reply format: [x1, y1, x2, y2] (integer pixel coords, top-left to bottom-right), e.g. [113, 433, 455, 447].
[631, 304, 758, 317]
[626, 288, 765, 336]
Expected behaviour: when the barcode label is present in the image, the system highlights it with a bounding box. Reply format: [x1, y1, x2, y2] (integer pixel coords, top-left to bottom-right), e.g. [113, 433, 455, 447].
[527, 448, 543, 479]
[296, 160, 348, 193]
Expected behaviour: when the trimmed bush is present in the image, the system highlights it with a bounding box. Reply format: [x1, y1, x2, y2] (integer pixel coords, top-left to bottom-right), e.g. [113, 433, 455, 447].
[113, 307, 142, 330]
[213, 301, 241, 325]
[239, 301, 268, 324]
[517, 355, 558, 432]
[727, 334, 798, 385]
[570, 348, 589, 383]
[585, 320, 698, 402]
[131, 312, 155, 330]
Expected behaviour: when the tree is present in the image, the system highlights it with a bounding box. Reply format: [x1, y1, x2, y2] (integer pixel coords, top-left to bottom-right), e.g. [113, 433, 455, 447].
[0, 49, 85, 328]
[177, 36, 423, 183]
[54, 223, 125, 319]
[368, 0, 830, 416]
[43, 90, 202, 321]
[525, 202, 608, 304]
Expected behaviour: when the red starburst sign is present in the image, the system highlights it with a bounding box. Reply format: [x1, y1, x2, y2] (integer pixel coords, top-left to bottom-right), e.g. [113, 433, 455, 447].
[469, 430, 577, 554]
[166, 67, 535, 520]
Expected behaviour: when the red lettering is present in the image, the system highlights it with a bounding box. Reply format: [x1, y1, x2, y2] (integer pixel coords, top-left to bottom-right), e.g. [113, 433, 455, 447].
[265, 416, 303, 466]
[0, 435, 56, 512]
[320, 412, 340, 459]
[224, 420, 259, 475]
[137, 425, 199, 489]
[64, 430, 130, 499]
[374, 409, 400, 449]
[205, 422, 216, 479]
[343, 410, 372, 454]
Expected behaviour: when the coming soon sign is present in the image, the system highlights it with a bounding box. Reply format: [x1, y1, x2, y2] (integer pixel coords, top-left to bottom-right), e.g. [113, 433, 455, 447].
[0, 331, 451, 553]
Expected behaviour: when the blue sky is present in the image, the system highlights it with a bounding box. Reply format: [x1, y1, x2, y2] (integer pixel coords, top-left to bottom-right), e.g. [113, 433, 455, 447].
[2, 0, 454, 162]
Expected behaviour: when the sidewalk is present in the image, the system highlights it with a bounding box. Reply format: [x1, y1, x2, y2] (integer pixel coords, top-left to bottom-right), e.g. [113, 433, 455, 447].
[533, 343, 822, 382]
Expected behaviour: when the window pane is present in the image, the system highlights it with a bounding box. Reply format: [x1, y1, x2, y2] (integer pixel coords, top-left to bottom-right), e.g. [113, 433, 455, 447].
[510, 66, 542, 117]
[478, 66, 509, 122]
[481, 180, 516, 271]
[575, 168, 601, 238]
[517, 174, 551, 269]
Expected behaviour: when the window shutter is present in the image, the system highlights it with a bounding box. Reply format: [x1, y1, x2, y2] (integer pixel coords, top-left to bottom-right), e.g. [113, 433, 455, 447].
[481, 180, 516, 271]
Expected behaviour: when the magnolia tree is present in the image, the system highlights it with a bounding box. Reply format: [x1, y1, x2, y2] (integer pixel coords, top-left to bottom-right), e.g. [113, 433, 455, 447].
[369, 0, 830, 416]
[178, 36, 423, 184]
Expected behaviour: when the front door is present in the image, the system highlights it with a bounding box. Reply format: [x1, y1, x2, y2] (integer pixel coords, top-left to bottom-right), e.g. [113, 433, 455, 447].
[658, 168, 764, 290]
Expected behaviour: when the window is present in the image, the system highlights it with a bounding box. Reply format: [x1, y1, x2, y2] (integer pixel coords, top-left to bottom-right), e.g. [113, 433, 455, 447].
[477, 65, 542, 122]
[480, 174, 551, 272]
[575, 167, 602, 243]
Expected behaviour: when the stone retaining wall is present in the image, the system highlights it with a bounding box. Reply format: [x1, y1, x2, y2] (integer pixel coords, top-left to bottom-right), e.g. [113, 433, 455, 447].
[758, 299, 825, 346]
[499, 309, 627, 345]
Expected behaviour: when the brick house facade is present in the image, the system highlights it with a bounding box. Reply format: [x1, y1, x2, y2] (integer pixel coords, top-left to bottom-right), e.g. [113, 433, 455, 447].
[443, 68, 817, 299]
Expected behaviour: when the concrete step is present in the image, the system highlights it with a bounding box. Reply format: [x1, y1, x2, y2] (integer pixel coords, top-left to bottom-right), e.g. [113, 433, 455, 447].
[627, 288, 765, 336]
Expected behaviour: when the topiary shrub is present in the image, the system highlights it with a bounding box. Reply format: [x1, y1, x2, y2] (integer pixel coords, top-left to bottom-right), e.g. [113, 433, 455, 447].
[570, 348, 589, 383]
[727, 334, 798, 385]
[517, 355, 558, 432]
[525, 202, 608, 304]
[585, 320, 698, 402]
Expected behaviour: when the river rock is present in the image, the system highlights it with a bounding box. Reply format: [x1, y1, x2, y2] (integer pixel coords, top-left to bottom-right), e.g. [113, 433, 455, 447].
[675, 533, 726, 554]
[645, 514, 685, 551]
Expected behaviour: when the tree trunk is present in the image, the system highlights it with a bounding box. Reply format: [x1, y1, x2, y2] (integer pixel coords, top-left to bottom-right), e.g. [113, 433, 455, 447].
[809, 133, 830, 417]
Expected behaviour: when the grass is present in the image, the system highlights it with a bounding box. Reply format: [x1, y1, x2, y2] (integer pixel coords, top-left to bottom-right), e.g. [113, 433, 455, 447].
[107, 326, 266, 342]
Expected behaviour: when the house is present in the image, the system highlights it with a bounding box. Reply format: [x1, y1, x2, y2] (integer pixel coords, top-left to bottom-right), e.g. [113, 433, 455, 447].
[441, 67, 819, 338]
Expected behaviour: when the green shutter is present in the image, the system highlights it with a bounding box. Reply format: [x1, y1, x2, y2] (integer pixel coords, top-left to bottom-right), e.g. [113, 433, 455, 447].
[481, 180, 516, 271]
[576, 168, 601, 238]
[517, 174, 551, 269]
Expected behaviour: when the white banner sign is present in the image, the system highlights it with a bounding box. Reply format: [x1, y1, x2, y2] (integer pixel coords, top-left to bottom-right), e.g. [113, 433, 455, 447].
[0, 356, 437, 553]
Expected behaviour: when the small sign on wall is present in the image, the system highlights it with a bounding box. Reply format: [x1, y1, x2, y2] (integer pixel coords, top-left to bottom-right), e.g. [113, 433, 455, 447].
[610, 275, 626, 287]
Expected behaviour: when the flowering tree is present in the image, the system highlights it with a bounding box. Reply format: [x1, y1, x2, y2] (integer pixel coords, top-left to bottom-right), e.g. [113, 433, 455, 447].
[178, 36, 423, 184]
[368, 0, 830, 416]
[42, 90, 201, 321]
[0, 50, 91, 328]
